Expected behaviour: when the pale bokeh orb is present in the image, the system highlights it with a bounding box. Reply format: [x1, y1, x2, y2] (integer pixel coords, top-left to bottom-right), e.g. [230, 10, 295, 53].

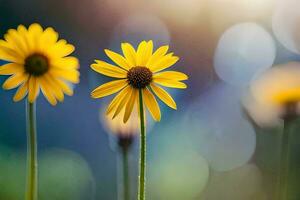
[272, 0, 300, 54]
[184, 82, 256, 171]
[148, 119, 210, 200]
[110, 12, 170, 49]
[150, 0, 206, 26]
[214, 23, 276, 87]
[202, 164, 265, 200]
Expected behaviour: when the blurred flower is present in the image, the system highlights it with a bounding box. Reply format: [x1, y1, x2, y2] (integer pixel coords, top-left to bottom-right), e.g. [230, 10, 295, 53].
[244, 62, 300, 126]
[102, 106, 139, 137]
[90, 40, 188, 122]
[0, 23, 80, 105]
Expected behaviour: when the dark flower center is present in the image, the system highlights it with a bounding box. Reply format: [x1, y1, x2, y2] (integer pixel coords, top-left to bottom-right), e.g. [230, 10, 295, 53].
[127, 66, 152, 89]
[25, 54, 49, 76]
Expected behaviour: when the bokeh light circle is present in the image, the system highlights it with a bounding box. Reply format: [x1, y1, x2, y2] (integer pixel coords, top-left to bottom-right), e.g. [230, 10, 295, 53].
[148, 118, 209, 200]
[214, 23, 276, 87]
[39, 149, 95, 200]
[110, 13, 170, 49]
[272, 0, 300, 54]
[184, 82, 256, 171]
[202, 164, 265, 200]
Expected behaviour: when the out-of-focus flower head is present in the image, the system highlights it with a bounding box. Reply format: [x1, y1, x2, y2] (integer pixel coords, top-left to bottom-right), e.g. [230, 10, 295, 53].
[101, 106, 140, 137]
[244, 62, 300, 127]
[0, 23, 80, 105]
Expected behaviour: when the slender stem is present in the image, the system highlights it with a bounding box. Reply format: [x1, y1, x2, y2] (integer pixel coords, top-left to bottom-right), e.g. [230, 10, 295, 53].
[138, 89, 146, 200]
[25, 101, 38, 200]
[278, 119, 292, 200]
[121, 146, 130, 200]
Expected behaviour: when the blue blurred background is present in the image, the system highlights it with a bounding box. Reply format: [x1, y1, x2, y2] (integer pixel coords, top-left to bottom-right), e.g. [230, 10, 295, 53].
[1, 0, 300, 199]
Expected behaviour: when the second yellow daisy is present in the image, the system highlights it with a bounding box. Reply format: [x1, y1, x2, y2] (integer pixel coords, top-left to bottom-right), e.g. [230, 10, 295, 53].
[91, 40, 188, 123]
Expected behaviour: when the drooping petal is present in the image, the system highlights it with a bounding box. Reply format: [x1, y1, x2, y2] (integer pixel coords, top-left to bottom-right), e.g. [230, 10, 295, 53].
[121, 43, 136, 66]
[123, 89, 138, 123]
[13, 82, 28, 102]
[143, 88, 161, 121]
[28, 76, 40, 103]
[44, 74, 64, 102]
[104, 49, 131, 70]
[39, 78, 57, 106]
[153, 78, 187, 89]
[2, 73, 29, 90]
[153, 71, 188, 81]
[112, 87, 134, 119]
[151, 55, 179, 73]
[0, 63, 24, 75]
[106, 85, 131, 115]
[91, 79, 128, 98]
[91, 60, 127, 78]
[54, 79, 74, 96]
[146, 45, 169, 68]
[150, 83, 177, 109]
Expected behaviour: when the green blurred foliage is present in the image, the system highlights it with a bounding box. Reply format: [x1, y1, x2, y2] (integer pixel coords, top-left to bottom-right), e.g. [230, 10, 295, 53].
[0, 147, 95, 200]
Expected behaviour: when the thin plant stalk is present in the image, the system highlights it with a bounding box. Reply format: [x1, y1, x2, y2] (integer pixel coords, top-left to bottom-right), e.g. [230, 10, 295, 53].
[25, 101, 38, 200]
[278, 118, 293, 200]
[138, 89, 146, 200]
[121, 145, 130, 200]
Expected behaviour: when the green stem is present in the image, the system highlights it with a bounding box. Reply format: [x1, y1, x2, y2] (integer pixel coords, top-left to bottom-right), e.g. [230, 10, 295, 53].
[138, 89, 146, 200]
[25, 101, 38, 200]
[278, 119, 292, 200]
[121, 146, 130, 200]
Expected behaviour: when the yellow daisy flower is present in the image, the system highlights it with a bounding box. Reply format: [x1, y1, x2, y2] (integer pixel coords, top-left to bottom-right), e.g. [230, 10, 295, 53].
[0, 23, 80, 105]
[91, 40, 188, 123]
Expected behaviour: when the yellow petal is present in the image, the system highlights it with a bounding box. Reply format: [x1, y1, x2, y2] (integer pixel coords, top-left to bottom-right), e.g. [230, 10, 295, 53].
[28, 76, 40, 103]
[44, 74, 64, 102]
[153, 78, 187, 89]
[141, 40, 154, 66]
[104, 49, 130, 70]
[39, 78, 57, 106]
[27, 23, 43, 51]
[0, 40, 24, 63]
[150, 83, 177, 109]
[5, 29, 26, 57]
[48, 39, 75, 58]
[123, 89, 137, 123]
[106, 85, 131, 115]
[121, 43, 136, 66]
[143, 88, 161, 121]
[52, 56, 79, 70]
[17, 25, 30, 53]
[151, 55, 179, 73]
[136, 41, 147, 66]
[40, 27, 58, 47]
[91, 79, 128, 98]
[13, 82, 28, 102]
[112, 87, 134, 119]
[50, 68, 80, 83]
[91, 60, 127, 78]
[146, 45, 169, 68]
[0, 63, 24, 75]
[2, 73, 29, 90]
[54, 79, 74, 96]
[153, 71, 188, 81]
